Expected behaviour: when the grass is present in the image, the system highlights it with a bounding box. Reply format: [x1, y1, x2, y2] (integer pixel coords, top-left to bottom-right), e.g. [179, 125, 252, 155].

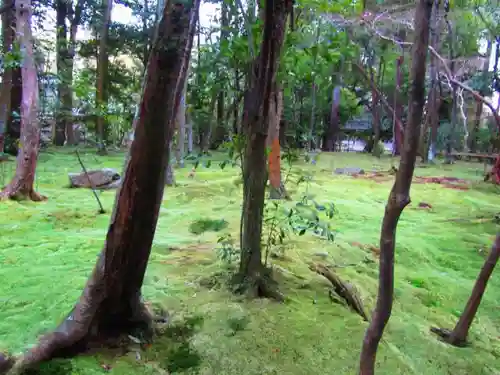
[1, 147, 500, 375]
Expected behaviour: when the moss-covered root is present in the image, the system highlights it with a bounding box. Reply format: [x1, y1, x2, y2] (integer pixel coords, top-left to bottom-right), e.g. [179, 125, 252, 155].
[430, 327, 468, 347]
[232, 269, 285, 302]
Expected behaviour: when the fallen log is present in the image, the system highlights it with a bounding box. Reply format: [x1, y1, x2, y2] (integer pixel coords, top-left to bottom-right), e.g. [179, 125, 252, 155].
[309, 263, 369, 321]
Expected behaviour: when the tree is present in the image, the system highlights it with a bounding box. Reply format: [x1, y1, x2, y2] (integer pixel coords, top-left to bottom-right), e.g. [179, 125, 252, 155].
[431, 233, 500, 346]
[0, 0, 45, 201]
[95, 0, 113, 153]
[0, 0, 199, 372]
[0, 0, 21, 155]
[54, 0, 86, 146]
[358, 0, 434, 373]
[238, 0, 292, 299]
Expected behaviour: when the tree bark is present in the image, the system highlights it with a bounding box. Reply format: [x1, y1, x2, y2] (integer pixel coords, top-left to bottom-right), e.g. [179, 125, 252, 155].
[431, 233, 500, 347]
[0, 0, 15, 153]
[0, 1, 199, 372]
[322, 85, 341, 151]
[267, 86, 288, 199]
[175, 81, 187, 168]
[95, 0, 113, 154]
[238, 0, 291, 299]
[1, 0, 45, 201]
[0, 0, 21, 155]
[370, 53, 383, 154]
[358, 0, 433, 373]
[444, 1, 457, 162]
[393, 54, 404, 155]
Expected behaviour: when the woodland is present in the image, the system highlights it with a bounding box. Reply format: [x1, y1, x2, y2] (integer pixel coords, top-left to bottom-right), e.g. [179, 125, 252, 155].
[0, 0, 499, 374]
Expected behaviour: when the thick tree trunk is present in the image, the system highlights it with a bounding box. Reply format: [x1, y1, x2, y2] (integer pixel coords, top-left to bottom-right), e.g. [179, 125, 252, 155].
[238, 0, 291, 299]
[267, 86, 288, 199]
[0, 1, 198, 372]
[95, 0, 113, 153]
[431, 233, 500, 347]
[1, 0, 45, 201]
[358, 0, 433, 373]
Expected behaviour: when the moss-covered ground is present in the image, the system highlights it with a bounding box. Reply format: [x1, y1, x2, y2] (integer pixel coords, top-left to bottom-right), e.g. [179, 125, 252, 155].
[1, 148, 499, 374]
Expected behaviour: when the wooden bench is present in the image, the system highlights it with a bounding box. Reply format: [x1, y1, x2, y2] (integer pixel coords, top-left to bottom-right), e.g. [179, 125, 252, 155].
[450, 152, 498, 163]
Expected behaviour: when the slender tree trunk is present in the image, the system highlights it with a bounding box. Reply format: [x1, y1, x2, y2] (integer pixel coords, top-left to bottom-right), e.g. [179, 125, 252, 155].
[431, 233, 500, 347]
[309, 21, 321, 150]
[238, 0, 291, 299]
[0, 0, 15, 153]
[186, 110, 193, 154]
[175, 80, 187, 168]
[322, 85, 341, 151]
[444, 3, 457, 162]
[393, 52, 404, 155]
[96, 0, 112, 154]
[470, 40, 492, 153]
[1, 0, 21, 156]
[1, 0, 45, 201]
[233, 69, 240, 135]
[0, 2, 199, 373]
[358, 0, 433, 373]
[54, 0, 68, 146]
[370, 54, 383, 154]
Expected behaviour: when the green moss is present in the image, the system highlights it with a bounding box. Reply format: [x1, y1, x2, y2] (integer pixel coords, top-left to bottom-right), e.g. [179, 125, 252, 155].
[1, 149, 500, 374]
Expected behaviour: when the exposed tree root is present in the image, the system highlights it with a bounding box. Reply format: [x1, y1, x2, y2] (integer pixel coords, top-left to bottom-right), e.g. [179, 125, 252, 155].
[0, 186, 46, 201]
[309, 263, 369, 321]
[269, 182, 291, 200]
[430, 327, 468, 347]
[233, 268, 285, 302]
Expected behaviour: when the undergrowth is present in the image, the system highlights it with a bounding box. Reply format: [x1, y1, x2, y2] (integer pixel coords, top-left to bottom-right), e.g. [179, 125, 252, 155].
[1, 148, 500, 375]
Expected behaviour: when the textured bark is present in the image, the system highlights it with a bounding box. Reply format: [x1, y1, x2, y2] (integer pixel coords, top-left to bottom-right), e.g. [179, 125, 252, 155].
[238, 0, 291, 299]
[2, 2, 198, 372]
[444, 1, 456, 162]
[0, 0, 45, 201]
[432, 233, 500, 346]
[267, 87, 288, 199]
[95, 0, 113, 153]
[370, 54, 383, 154]
[358, 0, 433, 373]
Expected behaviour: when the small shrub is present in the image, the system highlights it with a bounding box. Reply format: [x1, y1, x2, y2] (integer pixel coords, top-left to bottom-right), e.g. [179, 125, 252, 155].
[216, 234, 239, 265]
[372, 141, 385, 158]
[189, 218, 228, 235]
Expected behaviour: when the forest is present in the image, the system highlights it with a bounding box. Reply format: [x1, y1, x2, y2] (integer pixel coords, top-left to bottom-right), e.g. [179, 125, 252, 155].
[0, 0, 499, 374]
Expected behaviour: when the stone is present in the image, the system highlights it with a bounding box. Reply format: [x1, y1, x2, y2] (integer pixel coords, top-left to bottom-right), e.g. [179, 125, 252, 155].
[68, 168, 121, 189]
[334, 167, 365, 176]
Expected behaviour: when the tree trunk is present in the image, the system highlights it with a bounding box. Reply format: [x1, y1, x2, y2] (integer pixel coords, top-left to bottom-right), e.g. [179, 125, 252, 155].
[0, 1, 199, 372]
[233, 69, 240, 135]
[322, 85, 341, 151]
[54, 0, 68, 146]
[370, 54, 382, 154]
[358, 0, 433, 373]
[238, 0, 291, 300]
[470, 40, 492, 153]
[431, 233, 500, 347]
[95, 0, 112, 154]
[393, 54, 404, 155]
[175, 78, 187, 167]
[1, 0, 45, 201]
[187, 111, 193, 154]
[267, 86, 288, 199]
[0, 0, 21, 156]
[444, 5, 456, 162]
[0, 0, 15, 153]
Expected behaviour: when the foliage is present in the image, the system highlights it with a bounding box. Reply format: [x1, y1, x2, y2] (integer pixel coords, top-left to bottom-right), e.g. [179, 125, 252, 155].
[189, 218, 229, 235]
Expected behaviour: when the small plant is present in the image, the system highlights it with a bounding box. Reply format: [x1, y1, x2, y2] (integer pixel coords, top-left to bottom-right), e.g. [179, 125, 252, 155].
[372, 141, 385, 158]
[189, 218, 228, 235]
[216, 233, 239, 265]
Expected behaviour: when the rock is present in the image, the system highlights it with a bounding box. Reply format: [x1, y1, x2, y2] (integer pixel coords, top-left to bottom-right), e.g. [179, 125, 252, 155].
[334, 167, 365, 176]
[313, 251, 329, 259]
[68, 168, 121, 189]
[418, 202, 432, 209]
